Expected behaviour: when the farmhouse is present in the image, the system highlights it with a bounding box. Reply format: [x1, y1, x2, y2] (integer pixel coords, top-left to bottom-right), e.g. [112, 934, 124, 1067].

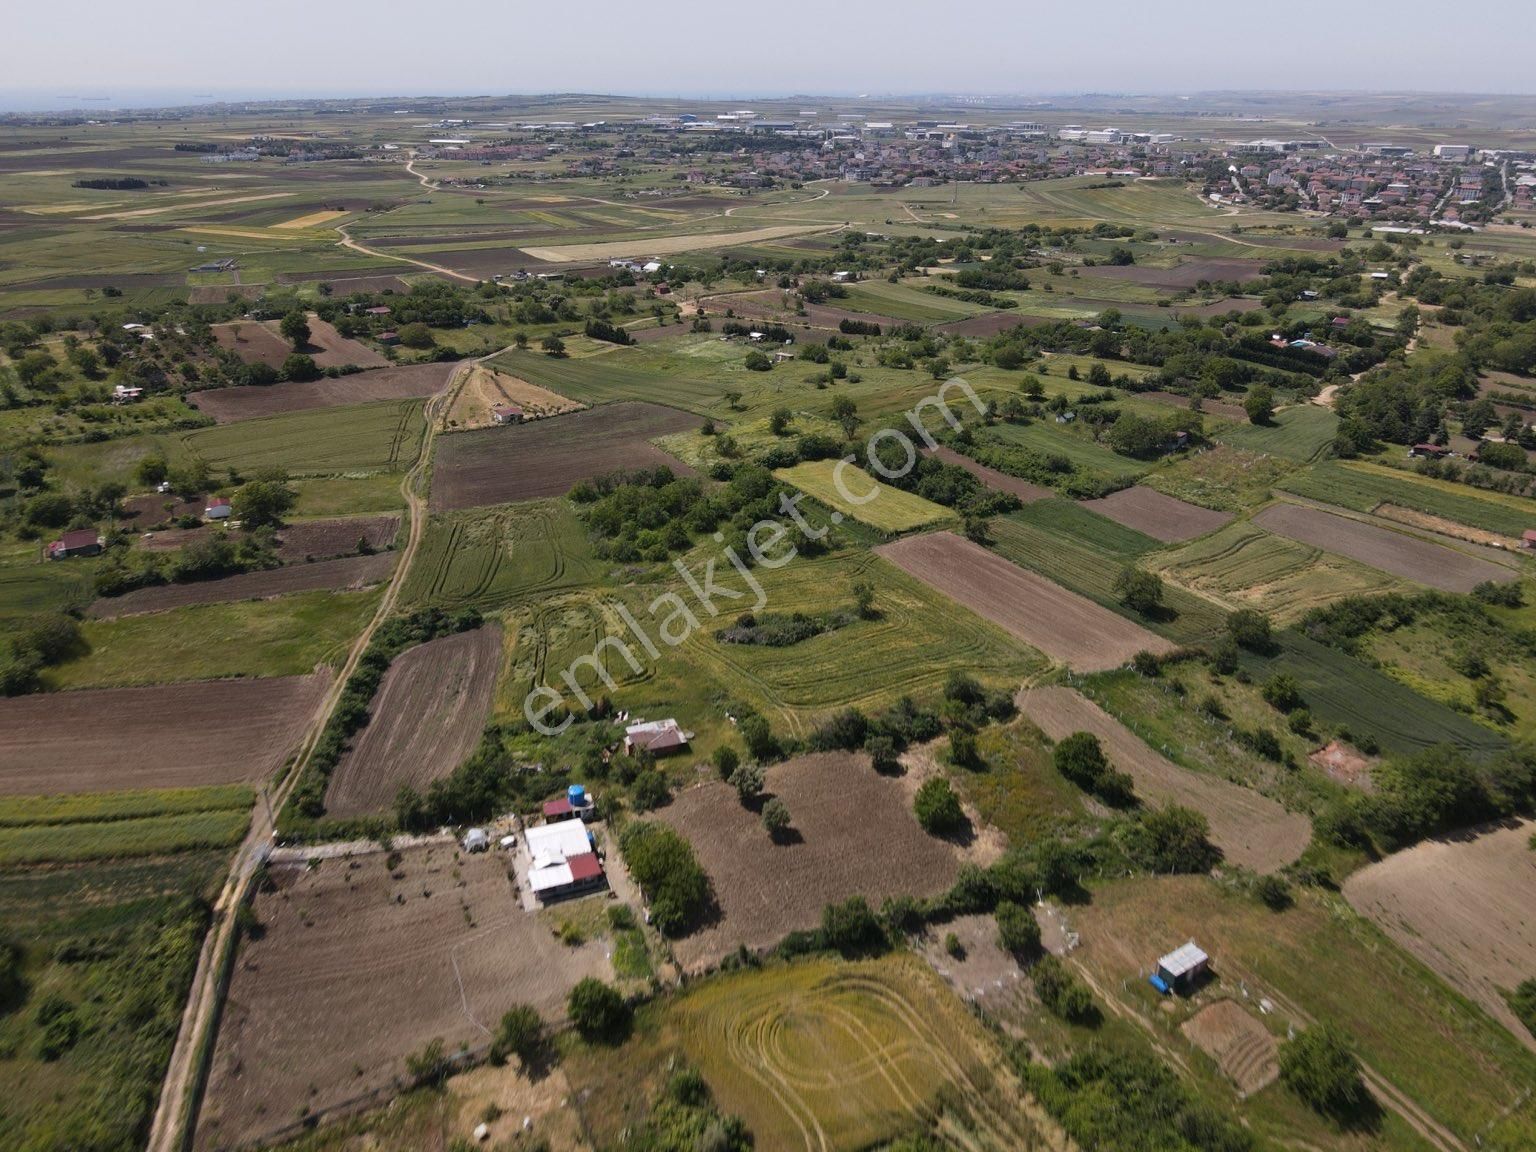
[491, 404, 525, 425]
[1150, 940, 1209, 994]
[1409, 443, 1451, 459]
[47, 529, 104, 560]
[624, 718, 690, 757]
[525, 819, 606, 902]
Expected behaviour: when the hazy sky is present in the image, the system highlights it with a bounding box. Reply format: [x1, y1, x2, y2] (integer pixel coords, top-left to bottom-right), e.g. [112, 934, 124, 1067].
[5, 0, 1535, 107]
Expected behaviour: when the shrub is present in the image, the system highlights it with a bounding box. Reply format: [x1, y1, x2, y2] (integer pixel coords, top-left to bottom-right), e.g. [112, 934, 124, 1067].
[567, 978, 630, 1042]
[995, 900, 1041, 961]
[491, 1004, 547, 1068]
[712, 745, 740, 781]
[947, 728, 979, 768]
[914, 777, 966, 836]
[1032, 955, 1099, 1024]
[1052, 732, 1136, 807]
[1227, 608, 1273, 652]
[1262, 673, 1304, 712]
[1253, 873, 1293, 911]
[820, 896, 887, 957]
[762, 797, 791, 839]
[1123, 805, 1220, 874]
[1114, 567, 1164, 615]
[1279, 1023, 1368, 1120]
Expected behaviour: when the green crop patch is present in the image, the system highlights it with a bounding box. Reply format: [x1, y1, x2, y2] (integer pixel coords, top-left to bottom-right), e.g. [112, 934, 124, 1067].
[0, 785, 253, 828]
[1279, 459, 1536, 538]
[774, 460, 955, 532]
[1216, 403, 1338, 463]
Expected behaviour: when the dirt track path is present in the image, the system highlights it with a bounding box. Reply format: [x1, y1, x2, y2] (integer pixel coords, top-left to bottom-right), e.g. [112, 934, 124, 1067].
[146, 350, 489, 1152]
[335, 221, 478, 283]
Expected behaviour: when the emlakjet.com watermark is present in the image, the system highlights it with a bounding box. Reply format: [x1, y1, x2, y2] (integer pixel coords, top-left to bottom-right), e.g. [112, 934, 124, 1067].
[524, 377, 988, 735]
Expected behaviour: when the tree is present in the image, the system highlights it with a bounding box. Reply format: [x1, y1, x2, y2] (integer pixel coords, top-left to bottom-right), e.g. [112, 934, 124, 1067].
[962, 514, 991, 545]
[1262, 672, 1304, 713]
[851, 580, 876, 619]
[1227, 607, 1273, 652]
[1113, 566, 1163, 615]
[866, 734, 900, 774]
[541, 335, 567, 356]
[567, 978, 630, 1042]
[134, 455, 169, 488]
[1033, 954, 1099, 1024]
[928, 356, 951, 380]
[762, 797, 791, 840]
[996, 900, 1042, 961]
[820, 896, 886, 957]
[1125, 805, 1220, 874]
[279, 310, 311, 350]
[397, 322, 434, 349]
[914, 776, 966, 835]
[231, 477, 295, 528]
[831, 395, 859, 437]
[745, 350, 772, 372]
[732, 761, 765, 804]
[712, 744, 740, 781]
[281, 353, 320, 382]
[492, 1004, 548, 1069]
[1244, 383, 1275, 425]
[1279, 1023, 1369, 1120]
[618, 821, 710, 936]
[768, 407, 793, 435]
[947, 728, 979, 769]
[1053, 731, 1135, 807]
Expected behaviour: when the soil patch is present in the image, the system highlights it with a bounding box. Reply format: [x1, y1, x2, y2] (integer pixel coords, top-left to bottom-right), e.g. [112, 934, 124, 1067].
[324, 626, 501, 817]
[658, 752, 975, 973]
[188, 362, 454, 422]
[1180, 1000, 1280, 1096]
[1307, 740, 1376, 791]
[1253, 502, 1514, 593]
[935, 312, 1046, 338]
[1078, 258, 1264, 290]
[876, 531, 1173, 672]
[1082, 486, 1234, 543]
[196, 842, 613, 1150]
[1373, 503, 1522, 551]
[86, 553, 395, 619]
[1017, 686, 1311, 873]
[431, 401, 700, 511]
[1344, 819, 1536, 1052]
[276, 515, 400, 562]
[0, 674, 328, 795]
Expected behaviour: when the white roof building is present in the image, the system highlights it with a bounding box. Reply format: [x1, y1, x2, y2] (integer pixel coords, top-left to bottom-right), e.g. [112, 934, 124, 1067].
[1157, 940, 1209, 981]
[525, 820, 600, 895]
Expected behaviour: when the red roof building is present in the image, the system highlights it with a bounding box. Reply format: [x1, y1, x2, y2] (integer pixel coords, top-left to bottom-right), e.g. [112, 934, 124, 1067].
[542, 797, 575, 820]
[48, 529, 103, 560]
[566, 852, 603, 883]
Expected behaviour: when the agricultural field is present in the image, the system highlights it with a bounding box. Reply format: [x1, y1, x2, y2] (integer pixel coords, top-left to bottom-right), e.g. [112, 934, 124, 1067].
[275, 514, 400, 562]
[184, 399, 426, 476]
[430, 401, 700, 510]
[878, 530, 1175, 671]
[187, 363, 453, 423]
[1081, 484, 1235, 542]
[1018, 686, 1311, 872]
[775, 459, 955, 532]
[86, 551, 395, 618]
[1150, 519, 1405, 624]
[1143, 445, 1301, 513]
[658, 752, 977, 972]
[0, 673, 327, 794]
[1344, 819, 1536, 1052]
[1215, 404, 1339, 463]
[324, 626, 501, 817]
[978, 418, 1151, 479]
[439, 364, 584, 432]
[402, 499, 606, 611]
[928, 444, 1053, 502]
[1252, 502, 1517, 593]
[196, 842, 615, 1151]
[48, 587, 378, 688]
[1277, 459, 1536, 541]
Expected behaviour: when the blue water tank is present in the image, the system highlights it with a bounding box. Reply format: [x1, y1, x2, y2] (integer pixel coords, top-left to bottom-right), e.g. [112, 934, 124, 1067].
[568, 784, 587, 806]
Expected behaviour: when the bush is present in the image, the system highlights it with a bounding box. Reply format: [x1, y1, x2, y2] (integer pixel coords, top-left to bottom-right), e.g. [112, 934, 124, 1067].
[1279, 1023, 1369, 1120]
[567, 978, 630, 1042]
[1262, 673, 1304, 712]
[491, 1004, 547, 1068]
[1227, 608, 1273, 652]
[762, 797, 791, 839]
[820, 896, 887, 957]
[1032, 954, 1099, 1024]
[1114, 566, 1164, 615]
[712, 745, 739, 781]
[913, 777, 966, 836]
[1052, 732, 1136, 808]
[1123, 805, 1220, 874]
[1253, 873, 1293, 911]
[618, 822, 711, 937]
[996, 900, 1041, 961]
[947, 728, 979, 768]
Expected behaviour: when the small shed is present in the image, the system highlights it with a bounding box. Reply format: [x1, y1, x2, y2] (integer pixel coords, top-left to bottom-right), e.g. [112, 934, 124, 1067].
[491, 404, 525, 425]
[204, 500, 233, 521]
[1151, 940, 1209, 993]
[462, 827, 490, 853]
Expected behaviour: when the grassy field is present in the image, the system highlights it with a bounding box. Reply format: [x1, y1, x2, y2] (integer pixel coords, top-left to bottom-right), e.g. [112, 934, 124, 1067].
[0, 851, 229, 1151]
[565, 954, 1047, 1152]
[46, 588, 378, 688]
[1278, 459, 1536, 537]
[0, 784, 252, 826]
[0, 555, 97, 620]
[0, 808, 249, 865]
[1150, 519, 1404, 624]
[987, 505, 1229, 647]
[979, 419, 1151, 479]
[1070, 875, 1536, 1150]
[840, 279, 997, 322]
[400, 499, 605, 611]
[1215, 404, 1338, 463]
[774, 460, 954, 532]
[1144, 446, 1301, 513]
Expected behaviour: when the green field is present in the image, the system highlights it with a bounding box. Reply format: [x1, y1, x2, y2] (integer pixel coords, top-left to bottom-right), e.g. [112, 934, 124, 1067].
[184, 399, 425, 476]
[840, 279, 997, 323]
[988, 504, 1228, 646]
[46, 588, 378, 688]
[979, 419, 1151, 478]
[1278, 459, 1536, 537]
[0, 784, 252, 827]
[0, 556, 97, 620]
[774, 460, 954, 532]
[401, 499, 605, 611]
[1143, 445, 1301, 512]
[0, 808, 249, 865]
[1150, 519, 1403, 624]
[1215, 404, 1338, 463]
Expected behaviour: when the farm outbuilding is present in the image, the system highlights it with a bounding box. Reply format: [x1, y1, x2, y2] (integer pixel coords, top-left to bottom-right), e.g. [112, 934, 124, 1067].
[543, 784, 595, 823]
[624, 719, 690, 757]
[47, 529, 104, 560]
[1151, 940, 1209, 993]
[205, 500, 233, 521]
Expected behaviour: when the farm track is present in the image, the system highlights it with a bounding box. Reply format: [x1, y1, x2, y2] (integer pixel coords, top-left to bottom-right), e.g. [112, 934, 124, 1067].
[146, 344, 500, 1152]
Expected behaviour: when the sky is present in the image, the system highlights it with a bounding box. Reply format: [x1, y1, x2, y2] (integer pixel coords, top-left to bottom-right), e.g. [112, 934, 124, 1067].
[4, 0, 1535, 110]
